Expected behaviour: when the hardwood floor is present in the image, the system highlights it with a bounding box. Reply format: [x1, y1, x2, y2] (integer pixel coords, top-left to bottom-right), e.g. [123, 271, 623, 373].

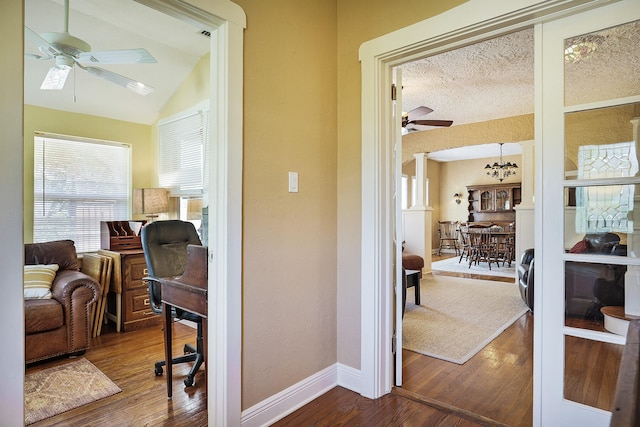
[25, 253, 621, 426]
[26, 321, 208, 426]
[276, 253, 622, 426]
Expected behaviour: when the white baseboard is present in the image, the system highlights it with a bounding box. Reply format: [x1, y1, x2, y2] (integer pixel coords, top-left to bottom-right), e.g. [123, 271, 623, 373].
[336, 363, 361, 393]
[241, 363, 361, 427]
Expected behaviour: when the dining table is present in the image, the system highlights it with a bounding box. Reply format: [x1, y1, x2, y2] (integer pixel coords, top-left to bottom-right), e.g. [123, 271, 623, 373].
[464, 227, 515, 269]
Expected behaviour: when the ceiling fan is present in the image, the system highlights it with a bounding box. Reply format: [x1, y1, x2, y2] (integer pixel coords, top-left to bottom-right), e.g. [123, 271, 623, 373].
[24, 0, 156, 96]
[402, 106, 453, 134]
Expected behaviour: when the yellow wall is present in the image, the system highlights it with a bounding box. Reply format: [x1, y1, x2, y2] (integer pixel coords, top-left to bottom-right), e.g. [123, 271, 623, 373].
[158, 53, 210, 120]
[404, 154, 521, 249]
[23, 105, 153, 243]
[335, 0, 468, 372]
[403, 114, 533, 163]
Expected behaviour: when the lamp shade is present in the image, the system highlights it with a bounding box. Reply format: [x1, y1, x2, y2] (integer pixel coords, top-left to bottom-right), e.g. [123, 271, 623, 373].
[133, 188, 169, 215]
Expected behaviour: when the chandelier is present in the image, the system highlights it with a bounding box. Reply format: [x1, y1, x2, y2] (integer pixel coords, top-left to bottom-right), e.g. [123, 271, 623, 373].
[484, 143, 518, 182]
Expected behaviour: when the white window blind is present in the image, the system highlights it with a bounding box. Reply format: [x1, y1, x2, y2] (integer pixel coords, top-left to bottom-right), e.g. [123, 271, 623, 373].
[34, 134, 131, 253]
[158, 106, 209, 196]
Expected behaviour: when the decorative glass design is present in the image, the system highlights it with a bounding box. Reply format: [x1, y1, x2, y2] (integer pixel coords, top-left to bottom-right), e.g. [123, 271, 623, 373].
[575, 141, 638, 233]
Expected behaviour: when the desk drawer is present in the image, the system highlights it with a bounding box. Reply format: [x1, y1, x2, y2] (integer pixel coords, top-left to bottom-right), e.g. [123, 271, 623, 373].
[128, 287, 155, 318]
[123, 256, 148, 290]
[162, 282, 207, 318]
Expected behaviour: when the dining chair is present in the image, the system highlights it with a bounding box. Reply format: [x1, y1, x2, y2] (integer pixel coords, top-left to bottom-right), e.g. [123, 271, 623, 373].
[458, 226, 472, 264]
[438, 221, 461, 255]
[468, 228, 497, 270]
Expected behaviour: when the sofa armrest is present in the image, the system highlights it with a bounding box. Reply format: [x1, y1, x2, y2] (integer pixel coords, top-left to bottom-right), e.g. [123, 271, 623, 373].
[50, 270, 101, 352]
[51, 270, 101, 305]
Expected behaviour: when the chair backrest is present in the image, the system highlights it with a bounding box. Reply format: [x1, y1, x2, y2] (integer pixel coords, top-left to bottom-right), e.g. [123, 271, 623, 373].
[438, 221, 460, 239]
[141, 220, 202, 312]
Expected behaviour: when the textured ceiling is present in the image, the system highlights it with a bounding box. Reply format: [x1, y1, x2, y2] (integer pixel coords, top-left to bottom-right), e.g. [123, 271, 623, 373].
[401, 28, 535, 128]
[401, 21, 640, 162]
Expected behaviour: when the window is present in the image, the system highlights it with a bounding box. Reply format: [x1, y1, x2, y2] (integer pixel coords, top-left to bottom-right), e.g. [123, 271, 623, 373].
[158, 102, 209, 196]
[401, 175, 408, 209]
[34, 133, 131, 253]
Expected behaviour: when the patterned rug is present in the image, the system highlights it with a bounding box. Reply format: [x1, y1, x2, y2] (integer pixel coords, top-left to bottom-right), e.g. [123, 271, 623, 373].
[403, 275, 528, 364]
[25, 358, 121, 425]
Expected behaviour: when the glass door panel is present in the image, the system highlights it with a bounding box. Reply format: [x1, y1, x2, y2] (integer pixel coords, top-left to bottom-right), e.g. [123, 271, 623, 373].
[539, 2, 640, 422]
[564, 335, 623, 411]
[564, 21, 640, 107]
[561, 17, 640, 410]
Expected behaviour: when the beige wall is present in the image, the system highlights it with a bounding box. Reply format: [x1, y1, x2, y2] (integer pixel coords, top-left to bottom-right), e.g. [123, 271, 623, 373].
[232, 0, 338, 408]
[23, 105, 153, 243]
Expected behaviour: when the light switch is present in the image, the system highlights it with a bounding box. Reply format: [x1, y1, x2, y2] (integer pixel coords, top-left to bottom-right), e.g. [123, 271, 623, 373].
[288, 171, 299, 193]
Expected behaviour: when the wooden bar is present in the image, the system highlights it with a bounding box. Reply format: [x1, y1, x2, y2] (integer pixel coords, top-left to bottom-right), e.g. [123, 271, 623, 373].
[611, 319, 640, 427]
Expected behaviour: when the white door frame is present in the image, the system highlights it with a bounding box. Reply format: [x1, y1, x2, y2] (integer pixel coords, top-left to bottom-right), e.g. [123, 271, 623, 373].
[359, 0, 619, 419]
[127, 1, 246, 425]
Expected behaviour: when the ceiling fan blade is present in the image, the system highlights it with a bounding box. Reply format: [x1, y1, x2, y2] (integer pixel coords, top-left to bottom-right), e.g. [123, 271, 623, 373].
[79, 65, 155, 96]
[24, 26, 59, 59]
[410, 119, 453, 127]
[405, 106, 433, 121]
[77, 48, 157, 64]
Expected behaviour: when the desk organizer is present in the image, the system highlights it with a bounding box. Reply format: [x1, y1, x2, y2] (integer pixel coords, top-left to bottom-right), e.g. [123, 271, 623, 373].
[100, 221, 145, 250]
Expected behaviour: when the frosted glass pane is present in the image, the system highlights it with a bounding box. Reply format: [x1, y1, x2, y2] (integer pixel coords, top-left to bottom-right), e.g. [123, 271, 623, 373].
[564, 20, 640, 106]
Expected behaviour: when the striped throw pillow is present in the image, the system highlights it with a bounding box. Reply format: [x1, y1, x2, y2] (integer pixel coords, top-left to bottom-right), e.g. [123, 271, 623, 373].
[24, 264, 59, 299]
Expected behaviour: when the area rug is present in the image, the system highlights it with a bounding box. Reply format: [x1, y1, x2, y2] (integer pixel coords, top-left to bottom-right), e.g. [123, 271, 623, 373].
[25, 358, 121, 425]
[403, 275, 528, 364]
[431, 254, 516, 278]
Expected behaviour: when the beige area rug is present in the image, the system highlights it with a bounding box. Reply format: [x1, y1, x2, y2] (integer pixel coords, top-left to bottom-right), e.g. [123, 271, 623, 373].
[403, 275, 528, 364]
[25, 358, 121, 425]
[431, 254, 516, 278]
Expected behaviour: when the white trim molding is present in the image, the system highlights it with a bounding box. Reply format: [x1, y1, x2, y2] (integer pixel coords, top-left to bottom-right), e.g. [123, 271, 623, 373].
[135, 1, 246, 425]
[241, 364, 361, 427]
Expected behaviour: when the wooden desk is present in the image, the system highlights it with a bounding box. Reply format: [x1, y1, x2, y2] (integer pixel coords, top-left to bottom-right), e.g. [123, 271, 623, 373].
[159, 245, 208, 398]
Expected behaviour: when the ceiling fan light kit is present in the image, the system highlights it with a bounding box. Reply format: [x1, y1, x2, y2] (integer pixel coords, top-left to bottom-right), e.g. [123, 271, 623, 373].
[25, 0, 156, 96]
[41, 64, 71, 90]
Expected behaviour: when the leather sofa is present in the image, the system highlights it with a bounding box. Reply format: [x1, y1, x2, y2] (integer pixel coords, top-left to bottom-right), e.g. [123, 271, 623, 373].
[565, 233, 626, 319]
[24, 240, 101, 364]
[518, 248, 534, 311]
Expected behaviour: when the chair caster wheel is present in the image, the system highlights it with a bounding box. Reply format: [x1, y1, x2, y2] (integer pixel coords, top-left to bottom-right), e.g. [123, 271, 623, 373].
[184, 376, 195, 387]
[155, 365, 164, 376]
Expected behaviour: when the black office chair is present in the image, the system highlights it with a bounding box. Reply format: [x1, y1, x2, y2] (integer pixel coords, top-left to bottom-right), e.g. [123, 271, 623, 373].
[141, 220, 204, 387]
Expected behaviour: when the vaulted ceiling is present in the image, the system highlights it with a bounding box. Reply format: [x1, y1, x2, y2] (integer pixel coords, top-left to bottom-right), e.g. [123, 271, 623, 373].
[24, 0, 210, 125]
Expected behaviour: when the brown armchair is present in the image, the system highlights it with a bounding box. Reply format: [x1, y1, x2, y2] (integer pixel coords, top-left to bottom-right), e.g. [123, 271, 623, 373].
[565, 233, 626, 319]
[24, 240, 101, 364]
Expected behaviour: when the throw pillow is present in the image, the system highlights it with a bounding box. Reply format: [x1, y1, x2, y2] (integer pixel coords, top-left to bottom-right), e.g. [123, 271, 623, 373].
[24, 264, 59, 299]
[569, 239, 590, 254]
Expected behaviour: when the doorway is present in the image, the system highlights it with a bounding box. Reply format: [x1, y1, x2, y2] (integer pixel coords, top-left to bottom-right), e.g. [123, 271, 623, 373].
[361, 0, 636, 425]
[18, 1, 245, 425]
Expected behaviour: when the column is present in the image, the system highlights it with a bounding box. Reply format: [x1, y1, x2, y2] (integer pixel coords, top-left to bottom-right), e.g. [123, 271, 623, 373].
[515, 140, 535, 267]
[413, 153, 428, 208]
[403, 152, 432, 273]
